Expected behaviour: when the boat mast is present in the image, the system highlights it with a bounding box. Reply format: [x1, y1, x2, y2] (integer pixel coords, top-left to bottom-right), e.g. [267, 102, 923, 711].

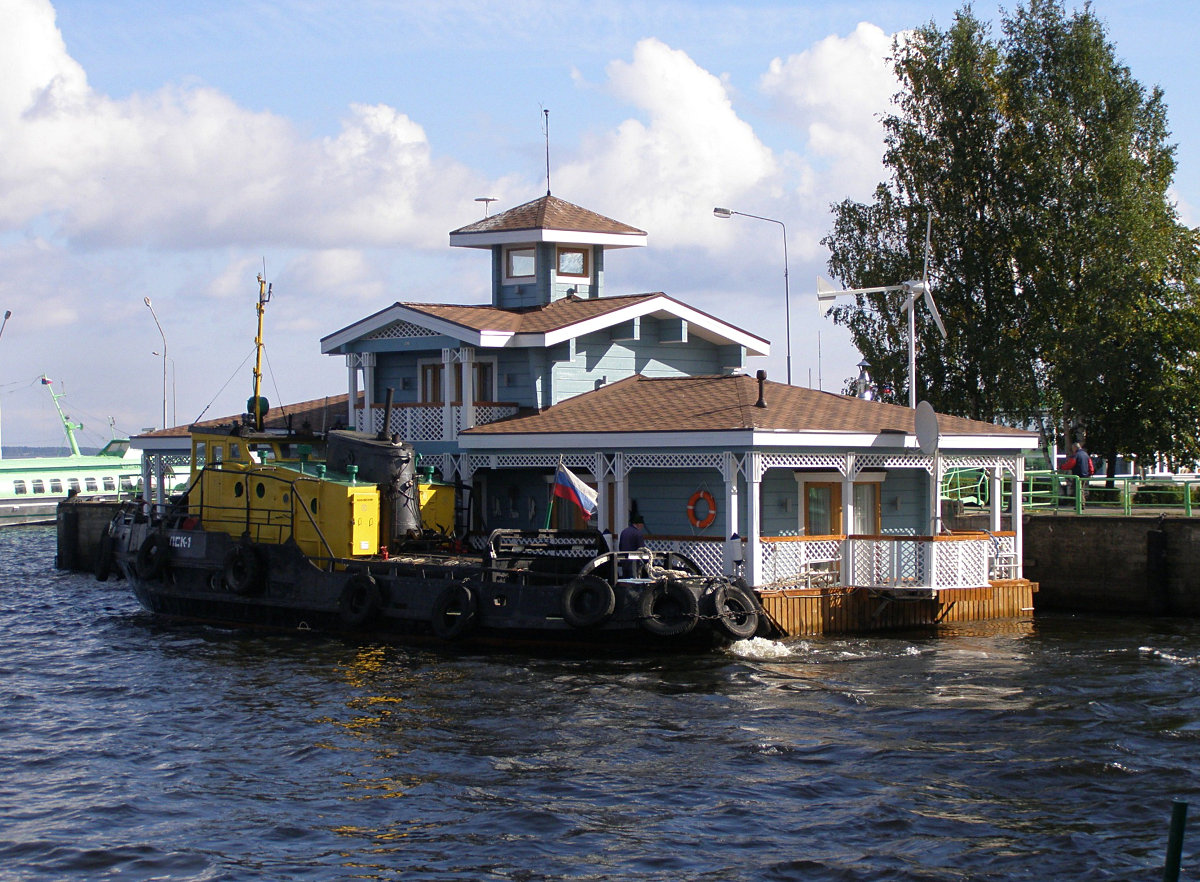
[0, 310, 9, 460]
[252, 273, 272, 432]
[41, 376, 82, 456]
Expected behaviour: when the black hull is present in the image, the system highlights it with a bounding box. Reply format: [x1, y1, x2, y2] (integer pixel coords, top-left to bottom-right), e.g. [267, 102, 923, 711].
[113, 522, 762, 653]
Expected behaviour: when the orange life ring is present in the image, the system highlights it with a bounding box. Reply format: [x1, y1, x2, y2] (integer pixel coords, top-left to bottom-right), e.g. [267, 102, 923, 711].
[686, 489, 717, 529]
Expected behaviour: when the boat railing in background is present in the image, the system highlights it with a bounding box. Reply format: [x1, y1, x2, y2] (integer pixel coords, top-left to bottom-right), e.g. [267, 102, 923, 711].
[946, 467, 1200, 517]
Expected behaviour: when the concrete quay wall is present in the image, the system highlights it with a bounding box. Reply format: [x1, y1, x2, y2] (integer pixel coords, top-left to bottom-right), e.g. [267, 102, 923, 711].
[1022, 514, 1200, 616]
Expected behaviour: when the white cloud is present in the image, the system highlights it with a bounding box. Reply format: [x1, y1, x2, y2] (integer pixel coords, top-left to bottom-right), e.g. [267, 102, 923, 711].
[760, 22, 899, 198]
[556, 38, 779, 248]
[0, 0, 488, 251]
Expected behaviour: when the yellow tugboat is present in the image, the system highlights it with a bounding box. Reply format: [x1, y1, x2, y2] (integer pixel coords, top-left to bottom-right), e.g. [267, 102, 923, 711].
[107, 277, 768, 650]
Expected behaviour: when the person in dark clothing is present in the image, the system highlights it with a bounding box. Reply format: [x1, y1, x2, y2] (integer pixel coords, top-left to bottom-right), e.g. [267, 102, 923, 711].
[618, 515, 647, 577]
[1061, 442, 1092, 506]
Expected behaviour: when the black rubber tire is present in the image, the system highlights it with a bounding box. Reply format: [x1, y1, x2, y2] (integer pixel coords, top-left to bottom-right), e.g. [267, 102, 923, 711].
[709, 582, 760, 640]
[135, 532, 169, 581]
[339, 573, 381, 628]
[94, 531, 114, 582]
[222, 545, 263, 596]
[431, 582, 478, 640]
[561, 575, 617, 628]
[638, 579, 699, 637]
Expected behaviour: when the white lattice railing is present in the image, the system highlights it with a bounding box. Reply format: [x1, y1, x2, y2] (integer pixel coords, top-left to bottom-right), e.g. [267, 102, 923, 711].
[358, 403, 520, 441]
[760, 535, 844, 586]
[644, 536, 729, 578]
[844, 534, 992, 590]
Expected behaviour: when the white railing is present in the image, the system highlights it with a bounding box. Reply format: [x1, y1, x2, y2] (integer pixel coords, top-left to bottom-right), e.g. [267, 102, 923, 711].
[844, 534, 992, 590]
[760, 535, 844, 587]
[644, 536, 729, 578]
[358, 403, 520, 442]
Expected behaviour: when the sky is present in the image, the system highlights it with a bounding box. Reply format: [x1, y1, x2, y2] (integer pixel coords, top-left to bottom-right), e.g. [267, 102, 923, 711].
[0, 0, 1197, 448]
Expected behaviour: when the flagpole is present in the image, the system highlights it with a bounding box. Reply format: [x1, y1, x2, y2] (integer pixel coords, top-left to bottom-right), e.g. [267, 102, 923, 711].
[546, 456, 562, 529]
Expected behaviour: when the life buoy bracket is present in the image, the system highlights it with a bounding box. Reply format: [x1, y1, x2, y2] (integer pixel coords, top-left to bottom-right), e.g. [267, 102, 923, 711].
[686, 489, 717, 529]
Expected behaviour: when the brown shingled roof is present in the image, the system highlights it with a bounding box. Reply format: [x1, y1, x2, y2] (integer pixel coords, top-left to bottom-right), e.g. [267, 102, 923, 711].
[450, 195, 645, 237]
[136, 393, 354, 440]
[403, 293, 661, 335]
[462, 374, 1036, 438]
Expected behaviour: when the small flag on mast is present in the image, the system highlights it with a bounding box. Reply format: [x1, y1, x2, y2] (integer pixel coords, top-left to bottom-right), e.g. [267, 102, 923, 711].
[553, 462, 597, 518]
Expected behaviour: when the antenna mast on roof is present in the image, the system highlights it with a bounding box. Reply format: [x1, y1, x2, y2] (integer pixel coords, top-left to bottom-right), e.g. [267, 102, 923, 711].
[542, 107, 551, 195]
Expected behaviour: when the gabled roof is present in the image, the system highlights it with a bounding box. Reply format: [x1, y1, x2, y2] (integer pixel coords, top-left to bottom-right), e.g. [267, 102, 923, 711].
[458, 374, 1038, 451]
[132, 393, 354, 450]
[449, 194, 647, 249]
[321, 293, 770, 355]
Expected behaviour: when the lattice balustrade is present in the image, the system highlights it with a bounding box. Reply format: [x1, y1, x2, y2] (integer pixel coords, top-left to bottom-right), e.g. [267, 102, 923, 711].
[759, 536, 844, 586]
[360, 403, 520, 443]
[644, 536, 728, 578]
[844, 535, 996, 589]
[365, 320, 438, 339]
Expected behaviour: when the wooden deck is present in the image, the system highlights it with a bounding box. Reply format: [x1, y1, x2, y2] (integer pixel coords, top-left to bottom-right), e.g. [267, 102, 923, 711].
[758, 579, 1038, 637]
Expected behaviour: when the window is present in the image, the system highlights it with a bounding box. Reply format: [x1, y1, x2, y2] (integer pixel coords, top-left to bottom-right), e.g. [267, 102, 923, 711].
[32, 480, 45, 494]
[68, 479, 81, 493]
[229, 443, 242, 461]
[119, 476, 134, 491]
[13, 480, 26, 495]
[505, 246, 535, 280]
[805, 483, 841, 536]
[852, 483, 880, 535]
[50, 479, 63, 493]
[85, 478, 98, 492]
[193, 441, 207, 468]
[556, 246, 589, 278]
[103, 477, 116, 491]
[418, 358, 498, 404]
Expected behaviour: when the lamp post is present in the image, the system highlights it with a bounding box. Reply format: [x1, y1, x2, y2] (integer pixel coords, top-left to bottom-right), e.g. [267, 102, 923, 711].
[0, 309, 9, 459]
[152, 351, 176, 427]
[714, 207, 792, 385]
[144, 296, 168, 429]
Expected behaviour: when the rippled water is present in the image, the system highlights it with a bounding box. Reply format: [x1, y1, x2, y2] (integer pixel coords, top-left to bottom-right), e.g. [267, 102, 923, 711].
[1, 526, 1197, 880]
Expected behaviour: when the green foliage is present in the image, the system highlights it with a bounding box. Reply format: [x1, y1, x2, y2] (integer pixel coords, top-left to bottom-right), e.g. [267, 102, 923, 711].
[823, 1, 1200, 463]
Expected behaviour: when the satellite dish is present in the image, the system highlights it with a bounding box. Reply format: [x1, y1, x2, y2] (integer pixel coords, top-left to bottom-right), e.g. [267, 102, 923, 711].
[915, 400, 940, 455]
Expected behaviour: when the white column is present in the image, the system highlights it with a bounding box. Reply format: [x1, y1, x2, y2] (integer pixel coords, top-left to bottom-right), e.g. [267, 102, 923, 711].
[1012, 456, 1025, 578]
[989, 466, 1003, 532]
[745, 453, 762, 585]
[723, 453, 741, 577]
[931, 453, 943, 534]
[842, 454, 856, 537]
[614, 453, 629, 533]
[460, 347, 476, 430]
[345, 355, 359, 429]
[441, 348, 454, 441]
[153, 453, 166, 510]
[362, 352, 376, 434]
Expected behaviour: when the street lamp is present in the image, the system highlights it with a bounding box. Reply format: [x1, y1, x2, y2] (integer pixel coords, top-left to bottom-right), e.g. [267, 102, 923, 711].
[0, 309, 9, 459]
[152, 351, 176, 427]
[144, 296, 168, 429]
[714, 207, 792, 385]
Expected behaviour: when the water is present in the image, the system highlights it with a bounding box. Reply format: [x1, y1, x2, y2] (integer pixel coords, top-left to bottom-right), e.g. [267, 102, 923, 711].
[1, 526, 1197, 881]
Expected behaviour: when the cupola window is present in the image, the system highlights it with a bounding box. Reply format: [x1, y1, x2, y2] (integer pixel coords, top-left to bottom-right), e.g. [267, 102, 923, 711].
[556, 246, 589, 278]
[505, 247, 535, 281]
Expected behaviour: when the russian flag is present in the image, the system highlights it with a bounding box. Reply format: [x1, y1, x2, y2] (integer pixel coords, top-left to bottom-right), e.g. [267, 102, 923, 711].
[553, 463, 598, 518]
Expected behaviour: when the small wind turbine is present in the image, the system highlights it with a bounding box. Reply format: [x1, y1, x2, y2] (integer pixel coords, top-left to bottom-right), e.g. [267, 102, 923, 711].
[817, 214, 946, 408]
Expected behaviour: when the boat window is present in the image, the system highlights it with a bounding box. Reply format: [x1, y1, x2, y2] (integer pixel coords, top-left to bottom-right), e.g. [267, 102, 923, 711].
[119, 476, 134, 491]
[13, 480, 26, 495]
[50, 479, 63, 493]
[212, 446, 223, 466]
[229, 443, 242, 461]
[32, 480, 45, 494]
[194, 441, 207, 468]
[85, 478, 98, 492]
[249, 443, 276, 463]
[68, 479, 81, 492]
[103, 477, 116, 491]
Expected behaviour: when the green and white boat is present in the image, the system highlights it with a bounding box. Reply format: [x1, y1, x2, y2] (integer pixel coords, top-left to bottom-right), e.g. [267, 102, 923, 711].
[0, 377, 144, 526]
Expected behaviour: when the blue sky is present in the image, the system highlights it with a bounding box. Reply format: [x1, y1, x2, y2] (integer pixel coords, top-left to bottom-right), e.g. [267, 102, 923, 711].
[1, 0, 1196, 446]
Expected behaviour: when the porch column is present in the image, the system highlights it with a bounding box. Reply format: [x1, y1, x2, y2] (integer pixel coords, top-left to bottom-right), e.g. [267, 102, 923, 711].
[930, 453, 943, 534]
[745, 452, 762, 585]
[842, 453, 856, 537]
[1012, 456, 1025, 578]
[345, 354, 359, 428]
[614, 453, 629, 531]
[440, 348, 454, 441]
[153, 454, 166, 510]
[723, 452, 741, 576]
[594, 453, 611, 540]
[361, 352, 376, 434]
[460, 347, 476, 430]
[989, 466, 1003, 532]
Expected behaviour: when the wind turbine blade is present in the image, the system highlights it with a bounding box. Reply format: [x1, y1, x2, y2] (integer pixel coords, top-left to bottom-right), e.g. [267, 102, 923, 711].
[816, 276, 839, 301]
[924, 288, 947, 339]
[922, 213, 932, 288]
